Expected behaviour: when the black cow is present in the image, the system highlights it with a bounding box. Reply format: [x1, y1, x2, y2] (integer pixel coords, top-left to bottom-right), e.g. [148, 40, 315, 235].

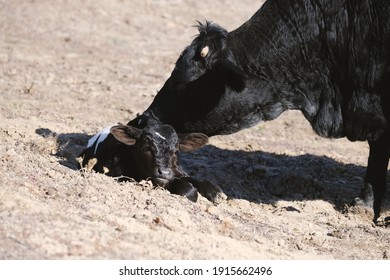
[78, 123, 223, 202]
[129, 0, 390, 222]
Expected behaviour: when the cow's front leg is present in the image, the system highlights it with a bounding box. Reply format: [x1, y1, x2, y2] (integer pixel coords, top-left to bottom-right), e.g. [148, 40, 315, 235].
[357, 134, 390, 223]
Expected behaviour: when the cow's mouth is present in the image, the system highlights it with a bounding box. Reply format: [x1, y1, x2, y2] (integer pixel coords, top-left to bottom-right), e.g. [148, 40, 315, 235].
[128, 110, 162, 129]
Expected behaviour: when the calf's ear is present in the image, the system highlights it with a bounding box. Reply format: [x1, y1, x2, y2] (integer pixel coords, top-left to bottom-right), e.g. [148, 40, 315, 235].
[178, 133, 208, 152]
[110, 124, 142, 146]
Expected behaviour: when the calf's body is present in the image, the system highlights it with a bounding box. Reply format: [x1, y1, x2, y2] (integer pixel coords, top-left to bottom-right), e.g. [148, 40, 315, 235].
[79, 124, 223, 202]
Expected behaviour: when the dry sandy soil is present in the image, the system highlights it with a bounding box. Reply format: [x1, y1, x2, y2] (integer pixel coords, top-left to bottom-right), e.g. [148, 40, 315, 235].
[1, 0, 389, 260]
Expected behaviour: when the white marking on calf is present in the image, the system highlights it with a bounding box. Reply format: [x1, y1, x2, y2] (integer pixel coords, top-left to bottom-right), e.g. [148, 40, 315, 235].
[87, 125, 114, 155]
[154, 131, 166, 141]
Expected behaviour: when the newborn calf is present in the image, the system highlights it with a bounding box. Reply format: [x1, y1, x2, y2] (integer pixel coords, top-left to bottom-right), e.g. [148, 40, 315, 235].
[78, 123, 223, 202]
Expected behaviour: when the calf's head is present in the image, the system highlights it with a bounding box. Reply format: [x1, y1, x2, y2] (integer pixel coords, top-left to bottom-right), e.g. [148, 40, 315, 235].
[80, 124, 208, 184]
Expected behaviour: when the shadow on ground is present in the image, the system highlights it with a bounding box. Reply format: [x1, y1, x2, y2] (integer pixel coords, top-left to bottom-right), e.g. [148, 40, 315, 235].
[180, 145, 366, 207]
[36, 128, 89, 170]
[36, 128, 390, 222]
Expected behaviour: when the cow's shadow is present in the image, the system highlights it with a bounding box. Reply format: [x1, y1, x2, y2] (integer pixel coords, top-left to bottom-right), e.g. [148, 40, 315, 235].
[36, 128, 390, 223]
[180, 145, 366, 207]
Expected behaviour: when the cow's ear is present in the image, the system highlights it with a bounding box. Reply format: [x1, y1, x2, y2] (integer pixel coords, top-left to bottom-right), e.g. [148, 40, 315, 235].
[110, 124, 142, 146]
[214, 60, 246, 92]
[178, 133, 208, 152]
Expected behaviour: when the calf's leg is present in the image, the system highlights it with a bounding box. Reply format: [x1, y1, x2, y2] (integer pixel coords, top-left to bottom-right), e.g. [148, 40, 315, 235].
[165, 178, 198, 202]
[181, 177, 227, 203]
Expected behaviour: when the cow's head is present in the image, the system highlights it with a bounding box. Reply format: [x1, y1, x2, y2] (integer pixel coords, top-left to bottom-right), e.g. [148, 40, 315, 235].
[128, 22, 250, 136]
[169, 21, 246, 91]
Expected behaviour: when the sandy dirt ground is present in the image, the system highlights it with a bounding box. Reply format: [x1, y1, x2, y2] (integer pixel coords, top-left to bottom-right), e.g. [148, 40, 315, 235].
[1, 0, 389, 260]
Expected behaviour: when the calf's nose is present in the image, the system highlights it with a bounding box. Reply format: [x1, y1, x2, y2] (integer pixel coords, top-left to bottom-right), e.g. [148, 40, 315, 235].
[157, 167, 172, 178]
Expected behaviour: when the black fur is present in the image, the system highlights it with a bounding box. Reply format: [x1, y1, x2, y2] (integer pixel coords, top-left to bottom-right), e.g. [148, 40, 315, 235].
[130, 0, 390, 222]
[79, 124, 223, 202]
